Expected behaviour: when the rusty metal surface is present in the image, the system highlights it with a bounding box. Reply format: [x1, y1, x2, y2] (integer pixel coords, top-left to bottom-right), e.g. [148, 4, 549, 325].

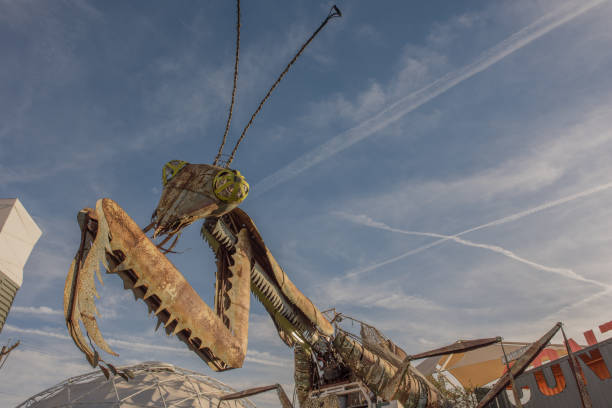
[220, 384, 279, 401]
[64, 204, 117, 366]
[203, 212, 323, 348]
[501, 340, 524, 408]
[294, 345, 313, 406]
[152, 164, 236, 237]
[361, 322, 408, 362]
[333, 329, 443, 408]
[561, 327, 593, 408]
[276, 384, 294, 408]
[382, 356, 413, 403]
[410, 337, 501, 360]
[64, 199, 250, 371]
[214, 228, 253, 358]
[361, 335, 404, 368]
[64, 195, 334, 377]
[220, 383, 293, 408]
[227, 208, 334, 336]
[303, 395, 341, 408]
[477, 322, 562, 408]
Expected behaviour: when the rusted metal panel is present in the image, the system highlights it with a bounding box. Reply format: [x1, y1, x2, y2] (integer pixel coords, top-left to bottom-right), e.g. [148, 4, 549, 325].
[217, 228, 253, 356]
[220, 383, 293, 408]
[361, 322, 408, 361]
[276, 384, 294, 408]
[294, 345, 313, 406]
[65, 195, 334, 378]
[303, 395, 341, 408]
[206, 210, 329, 345]
[152, 164, 238, 237]
[333, 330, 443, 408]
[561, 327, 592, 408]
[501, 340, 524, 408]
[410, 337, 501, 360]
[228, 208, 334, 336]
[64, 199, 249, 371]
[220, 384, 279, 401]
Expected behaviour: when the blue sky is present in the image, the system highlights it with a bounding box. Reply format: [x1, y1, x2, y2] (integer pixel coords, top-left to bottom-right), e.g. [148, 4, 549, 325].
[2, 0, 612, 406]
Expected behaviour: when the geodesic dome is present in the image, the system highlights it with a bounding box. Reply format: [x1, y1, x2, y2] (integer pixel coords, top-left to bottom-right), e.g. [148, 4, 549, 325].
[16, 361, 257, 408]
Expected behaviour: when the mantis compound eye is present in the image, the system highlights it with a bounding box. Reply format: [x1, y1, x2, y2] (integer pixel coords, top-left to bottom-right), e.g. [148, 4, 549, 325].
[213, 169, 249, 203]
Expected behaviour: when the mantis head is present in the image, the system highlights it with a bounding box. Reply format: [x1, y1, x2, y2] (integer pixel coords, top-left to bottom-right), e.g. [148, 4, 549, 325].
[151, 161, 249, 237]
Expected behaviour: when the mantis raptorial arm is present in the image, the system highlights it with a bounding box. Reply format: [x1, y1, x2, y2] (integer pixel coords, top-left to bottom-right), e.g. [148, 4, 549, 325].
[64, 198, 252, 371]
[64, 197, 332, 372]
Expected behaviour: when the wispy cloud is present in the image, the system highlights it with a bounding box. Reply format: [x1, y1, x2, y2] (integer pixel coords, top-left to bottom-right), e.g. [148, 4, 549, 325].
[0, 2, 331, 187]
[341, 180, 612, 278]
[246, 350, 292, 368]
[540, 287, 612, 322]
[315, 278, 444, 312]
[3, 324, 291, 368]
[3, 325, 71, 340]
[338, 212, 610, 289]
[0, 348, 90, 406]
[253, 0, 608, 196]
[426, 12, 483, 48]
[11, 306, 63, 316]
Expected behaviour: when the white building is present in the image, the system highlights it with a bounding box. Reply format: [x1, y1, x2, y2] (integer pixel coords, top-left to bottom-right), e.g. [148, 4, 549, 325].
[0, 198, 42, 332]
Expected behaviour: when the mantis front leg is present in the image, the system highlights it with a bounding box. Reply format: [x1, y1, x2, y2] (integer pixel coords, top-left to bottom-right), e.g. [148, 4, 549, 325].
[64, 198, 253, 371]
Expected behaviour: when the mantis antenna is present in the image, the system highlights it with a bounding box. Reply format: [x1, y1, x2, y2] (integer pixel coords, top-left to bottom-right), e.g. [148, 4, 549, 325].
[212, 3, 342, 167]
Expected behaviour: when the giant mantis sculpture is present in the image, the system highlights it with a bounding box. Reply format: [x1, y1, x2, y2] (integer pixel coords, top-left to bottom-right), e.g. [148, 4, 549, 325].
[63, 167, 446, 407]
[63, 3, 449, 407]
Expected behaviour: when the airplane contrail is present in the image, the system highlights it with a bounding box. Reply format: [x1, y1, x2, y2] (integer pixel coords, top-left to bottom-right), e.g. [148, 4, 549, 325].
[339, 212, 610, 289]
[341, 181, 612, 277]
[3, 324, 288, 367]
[11, 305, 63, 316]
[253, 0, 608, 197]
[541, 287, 612, 322]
